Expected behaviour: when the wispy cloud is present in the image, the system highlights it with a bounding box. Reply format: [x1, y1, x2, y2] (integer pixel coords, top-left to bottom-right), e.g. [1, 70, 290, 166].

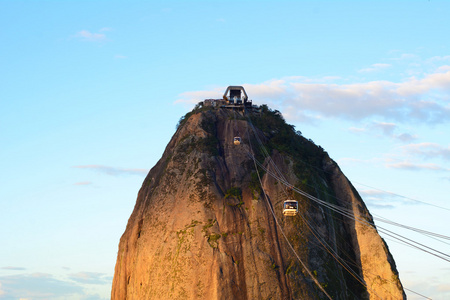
[348, 127, 365, 133]
[176, 87, 224, 104]
[0, 273, 84, 299]
[371, 122, 397, 135]
[354, 121, 418, 142]
[359, 189, 414, 209]
[73, 165, 148, 176]
[74, 181, 92, 186]
[395, 133, 417, 143]
[358, 63, 391, 73]
[391, 53, 419, 61]
[386, 161, 449, 171]
[438, 282, 450, 292]
[0, 271, 111, 299]
[402, 277, 450, 300]
[360, 189, 393, 198]
[365, 201, 395, 209]
[2, 266, 26, 270]
[428, 56, 450, 63]
[400, 143, 450, 161]
[74, 29, 107, 42]
[176, 66, 450, 124]
[68, 272, 110, 285]
[379, 142, 450, 173]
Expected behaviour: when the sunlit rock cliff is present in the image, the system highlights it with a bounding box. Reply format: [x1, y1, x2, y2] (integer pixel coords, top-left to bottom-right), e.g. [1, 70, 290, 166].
[112, 103, 405, 299]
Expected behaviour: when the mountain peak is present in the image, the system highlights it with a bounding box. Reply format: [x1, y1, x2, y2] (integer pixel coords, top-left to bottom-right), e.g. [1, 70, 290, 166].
[112, 94, 405, 299]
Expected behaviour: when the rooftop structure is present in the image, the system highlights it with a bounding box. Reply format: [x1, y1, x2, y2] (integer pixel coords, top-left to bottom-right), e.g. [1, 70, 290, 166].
[222, 86, 252, 109]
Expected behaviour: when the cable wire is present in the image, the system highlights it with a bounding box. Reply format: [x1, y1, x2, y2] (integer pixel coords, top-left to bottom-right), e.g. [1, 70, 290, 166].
[245, 120, 333, 300]
[243, 110, 436, 299]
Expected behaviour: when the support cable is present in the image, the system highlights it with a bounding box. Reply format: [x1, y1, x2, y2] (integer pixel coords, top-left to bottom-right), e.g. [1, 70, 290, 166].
[245, 118, 385, 298]
[243, 111, 435, 298]
[245, 122, 333, 300]
[251, 156, 450, 263]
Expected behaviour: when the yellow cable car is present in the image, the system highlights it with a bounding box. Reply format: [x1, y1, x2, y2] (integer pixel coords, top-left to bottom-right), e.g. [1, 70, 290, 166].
[234, 137, 241, 145]
[283, 200, 298, 216]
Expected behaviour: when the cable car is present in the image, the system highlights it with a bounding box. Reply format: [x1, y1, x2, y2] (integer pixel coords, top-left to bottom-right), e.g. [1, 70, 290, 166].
[283, 200, 298, 216]
[234, 137, 241, 145]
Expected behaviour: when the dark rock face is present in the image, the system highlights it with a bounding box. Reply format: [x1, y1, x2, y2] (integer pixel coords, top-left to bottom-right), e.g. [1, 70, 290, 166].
[112, 106, 405, 299]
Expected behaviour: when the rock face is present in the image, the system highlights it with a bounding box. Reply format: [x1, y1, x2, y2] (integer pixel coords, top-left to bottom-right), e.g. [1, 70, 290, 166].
[112, 105, 406, 299]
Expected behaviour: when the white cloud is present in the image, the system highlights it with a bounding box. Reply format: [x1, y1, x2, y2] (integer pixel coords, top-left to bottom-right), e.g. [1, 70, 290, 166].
[396, 70, 450, 96]
[73, 165, 148, 176]
[437, 65, 450, 72]
[176, 67, 450, 124]
[286, 76, 449, 122]
[75, 30, 107, 42]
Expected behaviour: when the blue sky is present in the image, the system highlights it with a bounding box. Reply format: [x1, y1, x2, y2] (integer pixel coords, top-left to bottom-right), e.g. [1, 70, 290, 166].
[1, 1, 449, 299]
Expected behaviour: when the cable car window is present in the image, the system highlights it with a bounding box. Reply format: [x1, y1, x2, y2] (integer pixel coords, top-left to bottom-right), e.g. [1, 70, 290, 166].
[284, 201, 297, 209]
